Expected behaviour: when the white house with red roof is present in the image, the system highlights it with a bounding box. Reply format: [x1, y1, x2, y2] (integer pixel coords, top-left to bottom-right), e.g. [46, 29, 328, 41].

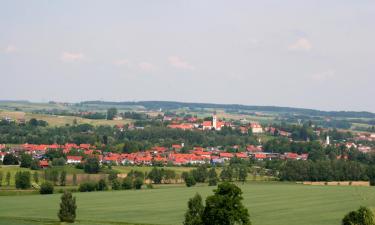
[66, 156, 82, 164]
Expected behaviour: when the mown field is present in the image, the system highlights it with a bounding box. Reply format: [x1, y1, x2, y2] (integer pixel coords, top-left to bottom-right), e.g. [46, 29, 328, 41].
[0, 182, 374, 225]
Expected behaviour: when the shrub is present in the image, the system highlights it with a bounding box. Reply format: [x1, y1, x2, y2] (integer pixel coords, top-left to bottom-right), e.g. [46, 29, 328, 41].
[78, 181, 97, 192]
[134, 177, 144, 190]
[15, 171, 31, 189]
[184, 174, 197, 187]
[58, 191, 77, 223]
[97, 178, 108, 191]
[111, 179, 121, 190]
[40, 182, 54, 194]
[122, 177, 133, 190]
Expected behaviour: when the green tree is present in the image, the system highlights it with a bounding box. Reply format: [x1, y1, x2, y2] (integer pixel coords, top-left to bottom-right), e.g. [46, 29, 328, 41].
[183, 193, 204, 225]
[60, 171, 67, 186]
[40, 182, 54, 194]
[238, 166, 248, 184]
[107, 107, 118, 120]
[15, 171, 31, 189]
[84, 157, 100, 174]
[192, 165, 208, 183]
[30, 159, 41, 170]
[33, 171, 39, 184]
[51, 170, 59, 185]
[342, 206, 375, 225]
[134, 177, 144, 190]
[220, 167, 233, 182]
[183, 172, 196, 187]
[208, 168, 218, 186]
[6, 172, 11, 186]
[58, 191, 77, 223]
[122, 177, 133, 189]
[72, 173, 77, 186]
[3, 153, 18, 165]
[202, 182, 251, 225]
[108, 171, 118, 183]
[20, 153, 33, 168]
[112, 179, 121, 190]
[147, 167, 163, 184]
[97, 178, 108, 191]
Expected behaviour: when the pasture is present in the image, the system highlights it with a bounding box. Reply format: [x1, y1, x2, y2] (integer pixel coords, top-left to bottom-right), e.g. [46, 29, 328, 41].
[0, 182, 374, 225]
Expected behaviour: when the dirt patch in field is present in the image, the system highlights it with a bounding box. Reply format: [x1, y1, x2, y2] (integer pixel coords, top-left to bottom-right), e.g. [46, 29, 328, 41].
[302, 181, 370, 186]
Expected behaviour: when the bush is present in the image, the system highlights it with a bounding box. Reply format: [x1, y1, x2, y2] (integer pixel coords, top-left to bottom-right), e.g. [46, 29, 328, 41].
[122, 177, 133, 190]
[40, 182, 54, 194]
[78, 181, 97, 192]
[15, 171, 31, 189]
[111, 179, 121, 190]
[97, 179, 108, 191]
[184, 174, 196, 187]
[134, 177, 144, 190]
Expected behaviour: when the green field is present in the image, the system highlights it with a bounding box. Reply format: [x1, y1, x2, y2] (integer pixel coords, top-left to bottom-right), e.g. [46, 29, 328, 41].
[0, 182, 374, 225]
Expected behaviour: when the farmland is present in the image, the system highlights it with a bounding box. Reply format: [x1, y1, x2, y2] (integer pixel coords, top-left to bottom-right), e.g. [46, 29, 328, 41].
[0, 182, 374, 225]
[0, 110, 132, 127]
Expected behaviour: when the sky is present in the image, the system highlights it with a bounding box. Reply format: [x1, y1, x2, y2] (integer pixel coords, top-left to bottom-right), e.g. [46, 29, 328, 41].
[1, 0, 374, 112]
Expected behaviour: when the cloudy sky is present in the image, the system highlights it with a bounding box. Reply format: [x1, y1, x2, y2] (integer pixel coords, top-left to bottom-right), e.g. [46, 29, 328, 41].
[1, 0, 374, 112]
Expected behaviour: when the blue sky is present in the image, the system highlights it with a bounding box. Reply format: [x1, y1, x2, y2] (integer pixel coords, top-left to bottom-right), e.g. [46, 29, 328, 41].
[1, 0, 374, 112]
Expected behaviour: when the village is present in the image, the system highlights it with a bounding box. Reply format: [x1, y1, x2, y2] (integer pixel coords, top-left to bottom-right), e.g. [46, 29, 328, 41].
[1, 113, 374, 168]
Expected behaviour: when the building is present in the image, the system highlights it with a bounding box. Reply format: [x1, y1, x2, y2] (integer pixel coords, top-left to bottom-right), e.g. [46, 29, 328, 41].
[250, 123, 263, 134]
[202, 115, 225, 131]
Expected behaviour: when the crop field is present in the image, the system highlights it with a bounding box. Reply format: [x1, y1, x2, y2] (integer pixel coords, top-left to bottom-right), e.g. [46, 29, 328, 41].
[0, 182, 374, 225]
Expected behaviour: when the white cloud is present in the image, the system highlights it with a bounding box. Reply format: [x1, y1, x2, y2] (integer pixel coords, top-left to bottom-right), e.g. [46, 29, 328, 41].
[168, 56, 195, 70]
[4, 45, 17, 53]
[310, 70, 335, 81]
[61, 52, 85, 62]
[113, 59, 130, 66]
[288, 38, 312, 51]
[138, 62, 156, 71]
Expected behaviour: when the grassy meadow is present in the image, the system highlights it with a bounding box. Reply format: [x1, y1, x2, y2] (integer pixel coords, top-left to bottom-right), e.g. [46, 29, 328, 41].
[0, 182, 374, 225]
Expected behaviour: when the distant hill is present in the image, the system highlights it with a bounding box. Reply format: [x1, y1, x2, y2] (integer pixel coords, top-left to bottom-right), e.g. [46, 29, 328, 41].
[80, 101, 375, 118]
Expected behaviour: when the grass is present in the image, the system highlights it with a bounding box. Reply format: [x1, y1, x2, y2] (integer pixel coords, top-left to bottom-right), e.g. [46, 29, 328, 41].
[0, 182, 374, 225]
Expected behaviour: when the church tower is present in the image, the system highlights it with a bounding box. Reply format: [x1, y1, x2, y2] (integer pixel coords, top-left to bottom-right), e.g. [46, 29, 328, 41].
[212, 113, 217, 129]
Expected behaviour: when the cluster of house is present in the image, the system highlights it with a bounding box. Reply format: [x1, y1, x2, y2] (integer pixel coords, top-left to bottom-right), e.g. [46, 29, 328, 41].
[166, 114, 264, 133]
[0, 142, 310, 168]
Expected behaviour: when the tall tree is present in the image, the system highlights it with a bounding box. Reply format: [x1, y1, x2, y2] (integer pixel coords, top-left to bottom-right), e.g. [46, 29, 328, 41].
[60, 171, 67, 186]
[202, 182, 251, 225]
[208, 168, 218, 186]
[106, 108, 118, 120]
[15, 171, 31, 189]
[33, 171, 39, 184]
[20, 153, 32, 168]
[183, 193, 204, 225]
[238, 166, 248, 184]
[0, 172, 3, 187]
[58, 191, 77, 223]
[84, 157, 100, 174]
[6, 172, 11, 186]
